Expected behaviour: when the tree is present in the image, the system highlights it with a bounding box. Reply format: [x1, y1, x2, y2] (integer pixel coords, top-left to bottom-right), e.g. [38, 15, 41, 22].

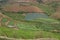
[36, 0, 43, 3]
[0, 0, 8, 4]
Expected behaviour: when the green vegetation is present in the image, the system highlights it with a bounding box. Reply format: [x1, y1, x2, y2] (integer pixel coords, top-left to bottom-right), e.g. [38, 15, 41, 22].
[2, 12, 25, 20]
[0, 27, 60, 39]
[0, 1, 60, 40]
[8, 21, 14, 25]
[0, 17, 60, 39]
[1, 11, 60, 40]
[2, 18, 8, 23]
[31, 4, 55, 16]
[47, 1, 60, 12]
[32, 18, 60, 31]
[32, 1, 60, 16]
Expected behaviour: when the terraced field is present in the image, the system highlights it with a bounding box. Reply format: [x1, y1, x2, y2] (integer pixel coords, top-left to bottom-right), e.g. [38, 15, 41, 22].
[0, 12, 60, 40]
[0, 0, 60, 40]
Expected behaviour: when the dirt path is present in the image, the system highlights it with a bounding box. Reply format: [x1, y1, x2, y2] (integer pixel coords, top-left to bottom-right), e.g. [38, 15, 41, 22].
[0, 12, 17, 26]
[0, 36, 59, 40]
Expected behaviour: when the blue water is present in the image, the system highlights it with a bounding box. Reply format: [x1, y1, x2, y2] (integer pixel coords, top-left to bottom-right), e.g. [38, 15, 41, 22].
[25, 13, 48, 20]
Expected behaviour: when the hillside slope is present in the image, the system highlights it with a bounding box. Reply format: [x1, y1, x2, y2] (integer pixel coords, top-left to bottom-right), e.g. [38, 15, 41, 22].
[0, 0, 60, 40]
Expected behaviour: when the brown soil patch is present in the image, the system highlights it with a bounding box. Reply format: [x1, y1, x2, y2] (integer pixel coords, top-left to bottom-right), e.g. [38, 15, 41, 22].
[50, 6, 60, 19]
[51, 12, 60, 19]
[2, 5, 44, 13]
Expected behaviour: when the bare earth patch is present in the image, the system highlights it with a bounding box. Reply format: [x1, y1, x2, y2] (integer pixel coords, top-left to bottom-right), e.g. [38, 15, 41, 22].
[0, 36, 59, 40]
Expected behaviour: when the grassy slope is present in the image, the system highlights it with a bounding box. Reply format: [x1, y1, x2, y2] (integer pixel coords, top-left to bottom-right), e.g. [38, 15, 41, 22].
[0, 27, 60, 39]
[0, 16, 60, 39]
[3, 12, 24, 21]
[2, 12, 25, 21]
[0, 2, 60, 40]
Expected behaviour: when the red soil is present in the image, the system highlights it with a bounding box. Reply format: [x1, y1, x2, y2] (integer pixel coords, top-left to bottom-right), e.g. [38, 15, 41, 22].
[3, 5, 44, 13]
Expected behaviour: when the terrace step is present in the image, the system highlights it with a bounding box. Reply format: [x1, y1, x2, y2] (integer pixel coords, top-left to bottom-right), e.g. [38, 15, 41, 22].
[0, 36, 59, 40]
[0, 12, 18, 29]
